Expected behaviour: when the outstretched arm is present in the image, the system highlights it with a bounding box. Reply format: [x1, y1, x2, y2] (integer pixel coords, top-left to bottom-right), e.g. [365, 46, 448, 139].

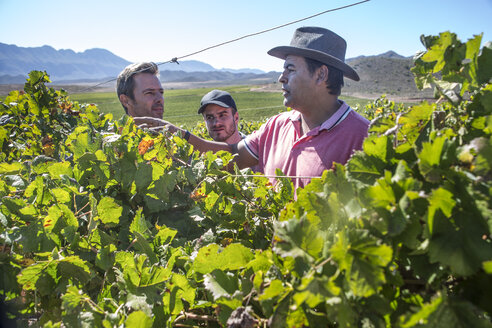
[132, 116, 258, 169]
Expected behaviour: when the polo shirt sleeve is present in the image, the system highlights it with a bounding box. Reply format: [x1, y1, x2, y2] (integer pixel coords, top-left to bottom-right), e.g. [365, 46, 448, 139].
[243, 118, 273, 161]
[243, 130, 260, 160]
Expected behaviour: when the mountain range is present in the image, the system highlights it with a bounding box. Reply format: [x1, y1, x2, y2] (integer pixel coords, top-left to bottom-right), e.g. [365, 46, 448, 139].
[0, 43, 431, 99]
[0, 42, 269, 83]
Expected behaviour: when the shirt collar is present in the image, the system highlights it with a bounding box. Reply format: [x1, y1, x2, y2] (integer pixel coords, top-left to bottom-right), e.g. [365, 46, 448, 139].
[288, 100, 352, 135]
[288, 110, 302, 121]
[319, 100, 351, 132]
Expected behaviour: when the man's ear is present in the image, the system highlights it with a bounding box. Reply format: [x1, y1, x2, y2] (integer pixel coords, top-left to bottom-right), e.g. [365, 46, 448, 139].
[119, 94, 131, 109]
[233, 112, 239, 125]
[316, 65, 329, 85]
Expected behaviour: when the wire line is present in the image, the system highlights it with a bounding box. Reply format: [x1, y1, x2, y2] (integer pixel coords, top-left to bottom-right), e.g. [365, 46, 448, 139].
[229, 174, 323, 180]
[79, 0, 370, 92]
[165, 0, 370, 63]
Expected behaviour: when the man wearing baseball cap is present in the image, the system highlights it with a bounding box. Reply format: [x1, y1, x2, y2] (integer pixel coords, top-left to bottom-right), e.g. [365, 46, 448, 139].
[135, 27, 369, 190]
[198, 89, 245, 144]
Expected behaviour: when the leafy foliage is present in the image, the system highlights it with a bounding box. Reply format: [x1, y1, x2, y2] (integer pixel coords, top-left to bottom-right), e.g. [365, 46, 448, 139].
[1, 32, 491, 327]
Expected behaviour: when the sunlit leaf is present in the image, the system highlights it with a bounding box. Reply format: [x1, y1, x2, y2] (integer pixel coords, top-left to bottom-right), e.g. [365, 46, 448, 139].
[427, 187, 456, 234]
[125, 311, 153, 328]
[97, 196, 122, 225]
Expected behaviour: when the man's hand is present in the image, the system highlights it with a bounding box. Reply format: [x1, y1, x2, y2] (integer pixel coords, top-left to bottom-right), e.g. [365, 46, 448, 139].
[133, 117, 178, 133]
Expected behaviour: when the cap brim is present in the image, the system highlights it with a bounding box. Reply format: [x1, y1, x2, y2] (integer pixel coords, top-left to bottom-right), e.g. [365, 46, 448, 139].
[197, 100, 232, 114]
[268, 46, 360, 81]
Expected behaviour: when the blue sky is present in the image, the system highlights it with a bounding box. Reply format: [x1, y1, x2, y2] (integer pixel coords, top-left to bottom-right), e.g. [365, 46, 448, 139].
[0, 0, 491, 72]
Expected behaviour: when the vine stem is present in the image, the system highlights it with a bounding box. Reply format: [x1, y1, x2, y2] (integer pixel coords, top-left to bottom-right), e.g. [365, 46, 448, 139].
[125, 238, 138, 251]
[175, 311, 217, 323]
[171, 154, 191, 167]
[314, 256, 332, 270]
[76, 210, 92, 219]
[243, 289, 255, 306]
[75, 201, 91, 215]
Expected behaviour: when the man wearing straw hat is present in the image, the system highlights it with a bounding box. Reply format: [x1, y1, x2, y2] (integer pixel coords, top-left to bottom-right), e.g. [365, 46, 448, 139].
[135, 27, 369, 190]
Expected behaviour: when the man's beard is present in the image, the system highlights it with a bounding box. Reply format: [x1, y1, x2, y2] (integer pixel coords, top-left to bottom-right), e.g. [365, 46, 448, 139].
[211, 120, 236, 142]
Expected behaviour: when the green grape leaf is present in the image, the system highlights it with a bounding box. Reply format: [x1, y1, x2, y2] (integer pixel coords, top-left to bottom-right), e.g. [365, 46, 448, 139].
[129, 208, 150, 236]
[154, 226, 177, 246]
[204, 190, 220, 210]
[193, 244, 220, 274]
[193, 243, 253, 274]
[125, 311, 153, 328]
[162, 273, 196, 316]
[51, 188, 71, 204]
[171, 273, 195, 305]
[286, 307, 308, 328]
[259, 279, 285, 301]
[24, 175, 52, 205]
[274, 217, 324, 261]
[421, 31, 455, 72]
[61, 285, 88, 311]
[18, 221, 56, 253]
[95, 245, 114, 272]
[97, 196, 122, 225]
[0, 162, 24, 175]
[31, 155, 55, 174]
[428, 220, 492, 276]
[418, 135, 454, 183]
[427, 187, 456, 234]
[347, 151, 386, 185]
[330, 229, 392, 297]
[0, 127, 7, 150]
[66, 126, 101, 159]
[483, 260, 492, 274]
[17, 261, 54, 290]
[366, 177, 396, 208]
[247, 250, 274, 272]
[57, 256, 91, 285]
[115, 252, 170, 287]
[115, 252, 140, 286]
[47, 161, 73, 179]
[218, 243, 254, 271]
[401, 293, 492, 328]
[477, 41, 492, 84]
[463, 34, 482, 89]
[362, 134, 394, 162]
[139, 264, 171, 287]
[204, 269, 238, 301]
[134, 162, 153, 192]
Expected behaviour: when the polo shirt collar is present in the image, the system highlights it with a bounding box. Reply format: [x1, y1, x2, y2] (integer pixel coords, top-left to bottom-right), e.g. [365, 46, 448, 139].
[288, 100, 352, 136]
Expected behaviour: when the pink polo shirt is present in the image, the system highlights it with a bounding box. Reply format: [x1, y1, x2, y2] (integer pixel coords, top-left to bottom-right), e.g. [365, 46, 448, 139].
[243, 101, 369, 190]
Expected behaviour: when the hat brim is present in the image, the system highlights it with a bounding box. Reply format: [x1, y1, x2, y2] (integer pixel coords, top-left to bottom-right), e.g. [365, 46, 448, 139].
[268, 46, 360, 81]
[197, 100, 232, 114]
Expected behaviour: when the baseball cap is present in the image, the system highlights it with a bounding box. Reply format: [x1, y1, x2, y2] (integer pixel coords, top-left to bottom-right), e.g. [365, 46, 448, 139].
[197, 89, 237, 114]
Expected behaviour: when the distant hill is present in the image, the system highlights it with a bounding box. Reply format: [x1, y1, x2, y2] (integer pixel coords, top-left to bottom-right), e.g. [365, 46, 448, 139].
[350, 50, 409, 61]
[159, 70, 278, 83]
[219, 67, 265, 74]
[344, 52, 432, 99]
[0, 43, 131, 81]
[159, 60, 215, 72]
